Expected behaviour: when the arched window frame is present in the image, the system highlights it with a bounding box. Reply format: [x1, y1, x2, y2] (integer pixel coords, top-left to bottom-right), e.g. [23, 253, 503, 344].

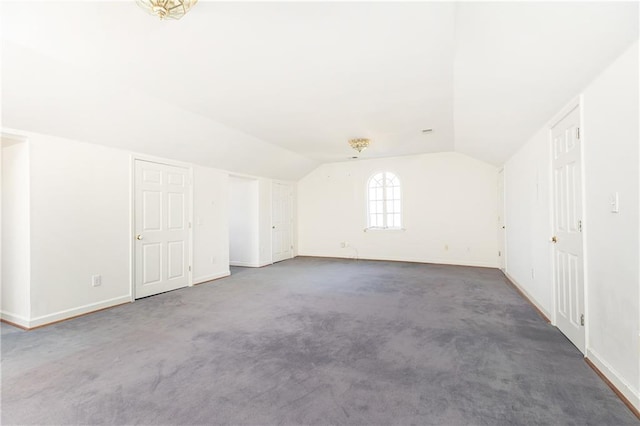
[366, 171, 403, 230]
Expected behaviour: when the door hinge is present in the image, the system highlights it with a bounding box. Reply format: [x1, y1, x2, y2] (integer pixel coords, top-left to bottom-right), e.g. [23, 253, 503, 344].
[578, 220, 582, 232]
[188, 222, 192, 229]
[189, 265, 191, 272]
[580, 314, 584, 326]
[498, 250, 501, 257]
[576, 127, 580, 140]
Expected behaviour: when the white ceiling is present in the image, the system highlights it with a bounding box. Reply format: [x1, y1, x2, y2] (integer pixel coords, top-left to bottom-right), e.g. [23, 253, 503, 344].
[2, 1, 638, 179]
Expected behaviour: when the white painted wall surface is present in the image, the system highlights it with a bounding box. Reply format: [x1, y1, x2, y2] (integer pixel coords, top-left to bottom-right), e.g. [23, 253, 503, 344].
[1, 128, 244, 327]
[27, 133, 132, 323]
[298, 152, 499, 267]
[503, 128, 553, 317]
[2, 40, 319, 182]
[228, 176, 260, 267]
[582, 41, 639, 408]
[503, 42, 639, 408]
[192, 166, 230, 283]
[1, 137, 31, 325]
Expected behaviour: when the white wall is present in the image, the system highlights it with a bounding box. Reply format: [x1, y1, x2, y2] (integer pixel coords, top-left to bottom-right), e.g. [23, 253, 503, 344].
[504, 127, 553, 317]
[2, 40, 319, 182]
[228, 176, 260, 267]
[28, 132, 132, 324]
[298, 152, 499, 267]
[1, 128, 241, 327]
[503, 42, 639, 408]
[1, 136, 31, 325]
[193, 166, 230, 284]
[582, 41, 639, 408]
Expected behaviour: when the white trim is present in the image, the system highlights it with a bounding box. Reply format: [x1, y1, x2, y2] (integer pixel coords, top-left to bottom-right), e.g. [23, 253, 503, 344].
[504, 272, 552, 320]
[193, 270, 230, 285]
[297, 253, 498, 268]
[230, 260, 264, 267]
[587, 348, 640, 410]
[548, 96, 581, 129]
[0, 132, 28, 144]
[129, 153, 193, 170]
[27, 295, 131, 329]
[0, 311, 30, 328]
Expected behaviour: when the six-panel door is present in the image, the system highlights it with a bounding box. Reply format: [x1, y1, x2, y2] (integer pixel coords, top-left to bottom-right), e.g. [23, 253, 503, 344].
[134, 160, 190, 298]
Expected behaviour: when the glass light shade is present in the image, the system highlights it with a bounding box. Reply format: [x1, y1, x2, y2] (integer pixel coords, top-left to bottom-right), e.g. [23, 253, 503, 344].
[136, 0, 198, 20]
[349, 138, 370, 153]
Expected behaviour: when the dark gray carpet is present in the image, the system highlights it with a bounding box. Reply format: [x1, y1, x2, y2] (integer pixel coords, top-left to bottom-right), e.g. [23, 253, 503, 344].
[1, 257, 637, 425]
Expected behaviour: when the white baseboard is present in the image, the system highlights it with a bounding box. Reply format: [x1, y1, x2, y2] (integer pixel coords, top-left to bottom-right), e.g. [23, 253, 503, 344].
[193, 270, 230, 285]
[27, 295, 131, 329]
[587, 348, 640, 410]
[0, 310, 30, 329]
[503, 272, 552, 320]
[296, 252, 498, 268]
[230, 260, 261, 267]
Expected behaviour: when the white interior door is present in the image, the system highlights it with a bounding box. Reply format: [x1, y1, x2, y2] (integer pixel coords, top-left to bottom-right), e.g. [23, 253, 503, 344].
[551, 106, 585, 353]
[134, 160, 190, 299]
[497, 169, 506, 271]
[272, 182, 293, 263]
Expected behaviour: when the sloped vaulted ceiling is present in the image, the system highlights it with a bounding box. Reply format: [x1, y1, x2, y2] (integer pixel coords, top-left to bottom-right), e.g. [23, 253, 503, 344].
[1, 1, 638, 180]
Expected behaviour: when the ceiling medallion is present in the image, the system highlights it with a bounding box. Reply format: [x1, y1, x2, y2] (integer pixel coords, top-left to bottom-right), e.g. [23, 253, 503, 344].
[349, 138, 370, 153]
[136, 0, 198, 20]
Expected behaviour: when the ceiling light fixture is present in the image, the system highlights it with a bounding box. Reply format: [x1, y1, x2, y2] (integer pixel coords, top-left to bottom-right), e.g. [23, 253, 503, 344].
[349, 138, 370, 153]
[136, 0, 198, 20]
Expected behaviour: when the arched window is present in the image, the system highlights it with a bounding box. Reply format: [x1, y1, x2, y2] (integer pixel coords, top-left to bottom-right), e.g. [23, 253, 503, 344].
[367, 171, 401, 229]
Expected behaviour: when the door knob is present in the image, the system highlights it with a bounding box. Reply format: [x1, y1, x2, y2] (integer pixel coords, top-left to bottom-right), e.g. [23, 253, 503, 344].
[136, 234, 143, 240]
[551, 236, 557, 243]
[272, 226, 276, 229]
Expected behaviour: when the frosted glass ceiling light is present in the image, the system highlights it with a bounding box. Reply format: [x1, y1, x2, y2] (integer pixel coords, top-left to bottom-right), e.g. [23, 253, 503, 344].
[137, 0, 198, 20]
[349, 138, 370, 153]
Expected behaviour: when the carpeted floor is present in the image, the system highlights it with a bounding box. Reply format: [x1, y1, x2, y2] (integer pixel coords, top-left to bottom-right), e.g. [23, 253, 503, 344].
[1, 257, 637, 425]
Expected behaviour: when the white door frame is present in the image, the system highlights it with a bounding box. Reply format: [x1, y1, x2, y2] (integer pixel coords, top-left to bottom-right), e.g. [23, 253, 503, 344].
[548, 97, 588, 354]
[130, 155, 194, 301]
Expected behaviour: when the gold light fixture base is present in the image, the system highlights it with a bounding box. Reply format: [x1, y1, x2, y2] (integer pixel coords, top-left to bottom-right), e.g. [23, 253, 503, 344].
[349, 138, 370, 153]
[137, 0, 198, 20]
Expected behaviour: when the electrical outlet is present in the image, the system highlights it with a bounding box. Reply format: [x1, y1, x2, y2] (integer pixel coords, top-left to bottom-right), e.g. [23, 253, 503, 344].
[92, 275, 102, 287]
[211, 256, 216, 264]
